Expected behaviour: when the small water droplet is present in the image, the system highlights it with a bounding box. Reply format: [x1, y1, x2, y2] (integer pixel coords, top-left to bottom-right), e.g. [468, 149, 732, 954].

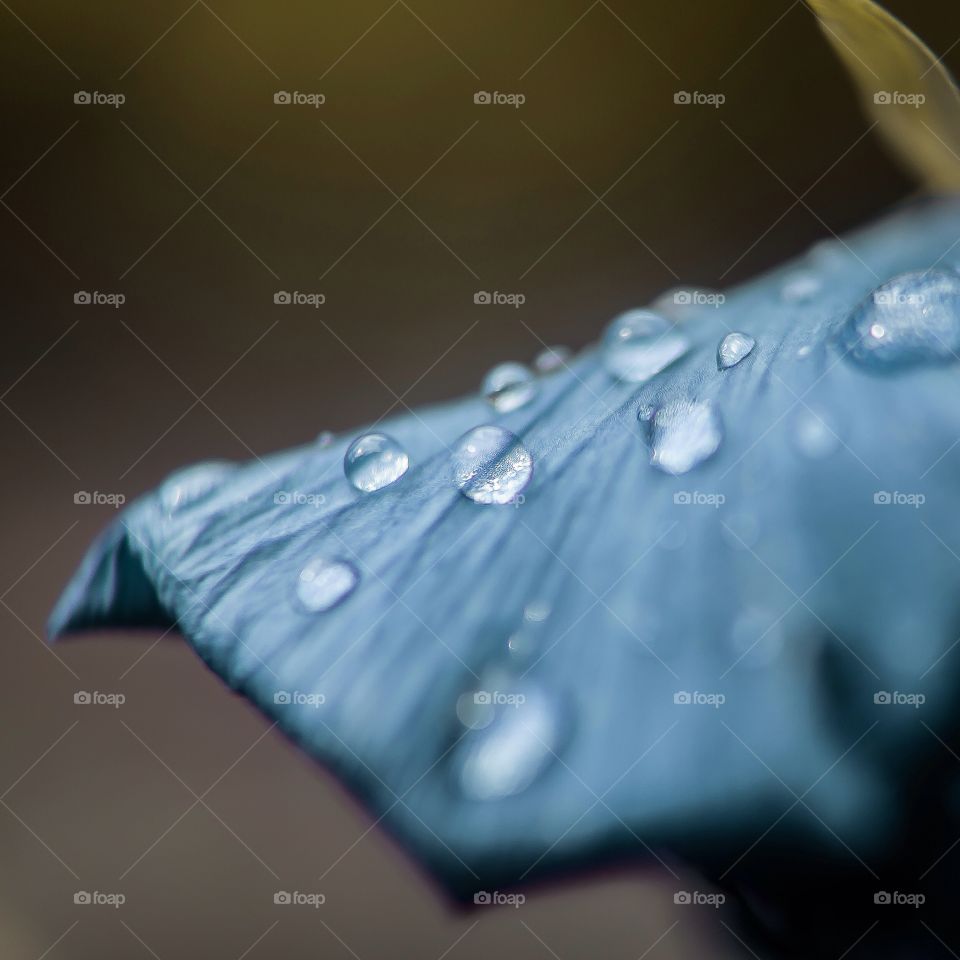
[717, 332, 756, 370]
[295, 557, 358, 613]
[793, 409, 839, 460]
[796, 344, 813, 359]
[482, 362, 538, 413]
[344, 433, 409, 492]
[602, 309, 690, 384]
[648, 400, 723, 475]
[452, 425, 533, 505]
[533, 345, 572, 375]
[160, 461, 234, 514]
[523, 601, 551, 623]
[457, 686, 565, 801]
[316, 430, 335, 448]
[838, 269, 960, 371]
[781, 271, 821, 304]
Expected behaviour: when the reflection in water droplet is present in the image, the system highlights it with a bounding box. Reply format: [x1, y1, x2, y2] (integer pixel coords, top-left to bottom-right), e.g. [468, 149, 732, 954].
[793, 409, 839, 459]
[160, 462, 234, 514]
[839, 270, 960, 371]
[295, 557, 358, 613]
[731, 608, 784, 668]
[648, 400, 723, 475]
[452, 425, 533, 505]
[482, 362, 538, 413]
[602, 309, 690, 383]
[796, 344, 813, 359]
[533, 346, 572, 375]
[781, 271, 821, 304]
[717, 332, 756, 369]
[344, 433, 409, 492]
[457, 686, 565, 801]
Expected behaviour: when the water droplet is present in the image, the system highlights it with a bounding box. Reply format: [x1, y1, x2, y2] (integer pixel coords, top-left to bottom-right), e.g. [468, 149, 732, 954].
[717, 332, 755, 370]
[452, 425, 533, 505]
[793, 409, 839, 460]
[602, 309, 690, 383]
[316, 431, 335, 448]
[456, 692, 495, 730]
[839, 269, 960, 371]
[457, 686, 566, 801]
[160, 461, 234, 514]
[796, 344, 813, 359]
[482, 362, 537, 413]
[533, 345, 572, 375]
[344, 433, 409, 492]
[648, 400, 723, 475]
[523, 601, 551, 623]
[295, 557, 358, 613]
[781, 271, 821, 304]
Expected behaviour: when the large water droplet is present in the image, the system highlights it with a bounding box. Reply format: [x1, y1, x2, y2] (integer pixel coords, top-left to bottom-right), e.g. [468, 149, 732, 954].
[838, 269, 960, 371]
[602, 309, 690, 383]
[648, 400, 723, 475]
[533, 345, 572, 375]
[457, 685, 565, 801]
[344, 433, 409, 492]
[295, 557, 358, 613]
[717, 332, 755, 369]
[452, 425, 533, 505]
[160, 461, 234, 514]
[482, 362, 538, 413]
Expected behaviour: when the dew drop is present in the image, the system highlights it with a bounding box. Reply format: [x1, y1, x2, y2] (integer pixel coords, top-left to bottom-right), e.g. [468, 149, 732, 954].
[533, 345, 572, 375]
[452, 425, 533, 505]
[482, 362, 537, 413]
[457, 685, 565, 801]
[602, 309, 690, 384]
[344, 433, 409, 492]
[717, 332, 756, 370]
[160, 461, 234, 514]
[648, 400, 723, 475]
[316, 430, 335, 448]
[523, 601, 551, 623]
[295, 557, 358, 613]
[838, 269, 960, 371]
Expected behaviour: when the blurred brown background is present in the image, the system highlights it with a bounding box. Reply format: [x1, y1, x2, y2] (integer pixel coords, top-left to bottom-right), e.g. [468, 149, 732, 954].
[1, 0, 956, 956]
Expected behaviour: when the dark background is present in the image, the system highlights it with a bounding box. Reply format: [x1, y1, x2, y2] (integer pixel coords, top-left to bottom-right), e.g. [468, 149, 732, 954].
[0, 0, 955, 956]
